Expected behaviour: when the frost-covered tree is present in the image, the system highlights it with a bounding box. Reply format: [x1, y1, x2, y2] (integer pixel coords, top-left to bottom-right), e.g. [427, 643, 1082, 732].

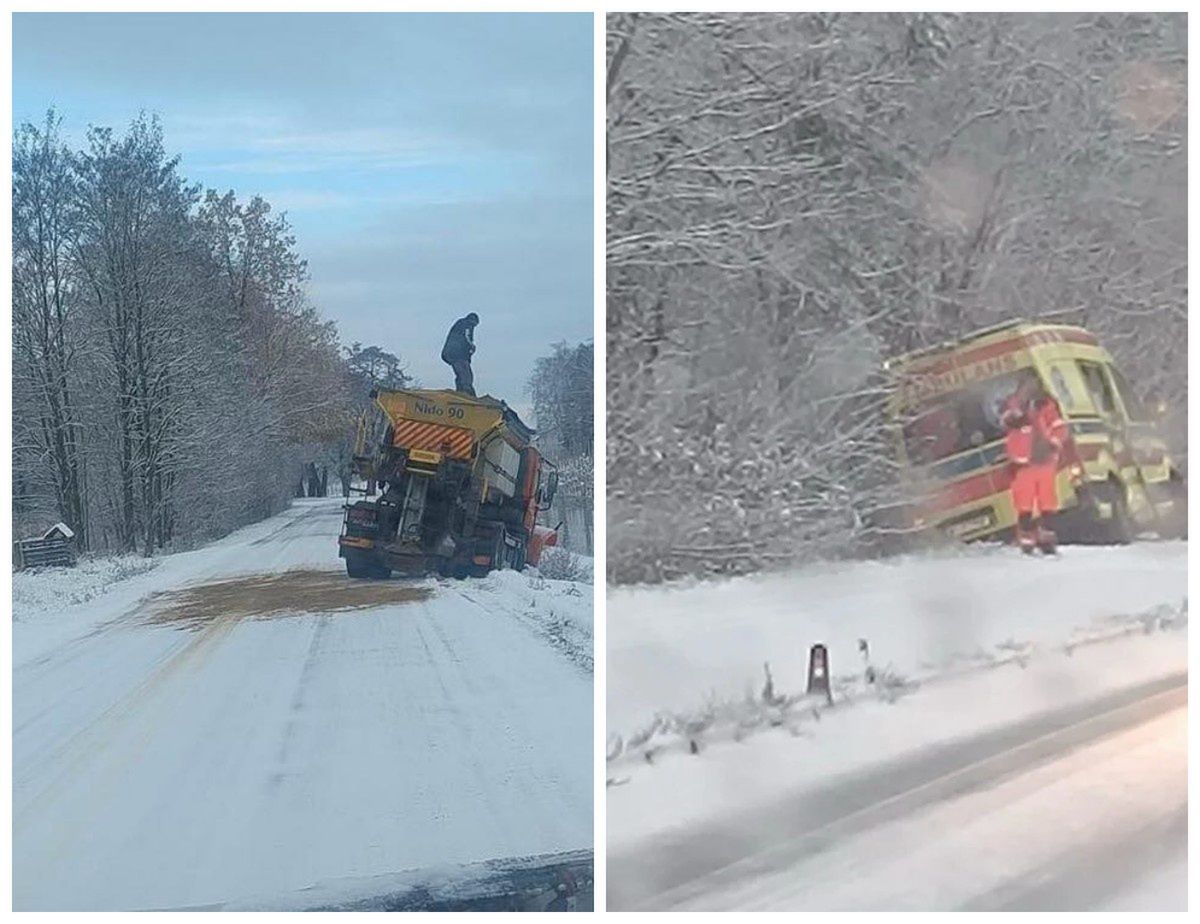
[608, 12, 1186, 583]
[345, 342, 413, 394]
[70, 115, 206, 553]
[529, 340, 594, 553]
[12, 112, 391, 553]
[12, 111, 88, 547]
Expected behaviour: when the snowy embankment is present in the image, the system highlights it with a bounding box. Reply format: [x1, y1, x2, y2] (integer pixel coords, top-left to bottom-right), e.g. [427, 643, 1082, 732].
[462, 568, 594, 672]
[13, 554, 159, 617]
[14, 497, 592, 911]
[607, 541, 1187, 909]
[608, 541, 1186, 744]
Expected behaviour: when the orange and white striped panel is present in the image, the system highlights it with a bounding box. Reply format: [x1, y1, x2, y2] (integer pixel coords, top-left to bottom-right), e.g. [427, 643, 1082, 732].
[392, 419, 475, 460]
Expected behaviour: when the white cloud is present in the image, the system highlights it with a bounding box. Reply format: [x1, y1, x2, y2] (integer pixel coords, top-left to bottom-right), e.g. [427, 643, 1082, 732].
[256, 189, 358, 211]
[171, 112, 461, 176]
[196, 151, 447, 175]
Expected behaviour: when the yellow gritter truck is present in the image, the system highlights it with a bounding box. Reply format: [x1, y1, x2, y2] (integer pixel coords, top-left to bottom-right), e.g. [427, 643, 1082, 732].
[338, 388, 559, 578]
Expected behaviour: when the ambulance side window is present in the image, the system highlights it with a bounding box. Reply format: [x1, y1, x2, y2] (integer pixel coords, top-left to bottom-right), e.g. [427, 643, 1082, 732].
[1049, 366, 1075, 410]
[1108, 366, 1149, 422]
[903, 403, 958, 465]
[1077, 361, 1116, 415]
[900, 371, 1024, 465]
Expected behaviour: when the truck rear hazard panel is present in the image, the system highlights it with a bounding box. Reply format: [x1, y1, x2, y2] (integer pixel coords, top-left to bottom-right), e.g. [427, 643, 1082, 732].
[392, 419, 475, 459]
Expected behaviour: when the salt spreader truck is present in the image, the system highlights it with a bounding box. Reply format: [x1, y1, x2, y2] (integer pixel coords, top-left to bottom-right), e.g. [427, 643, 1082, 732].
[338, 388, 559, 578]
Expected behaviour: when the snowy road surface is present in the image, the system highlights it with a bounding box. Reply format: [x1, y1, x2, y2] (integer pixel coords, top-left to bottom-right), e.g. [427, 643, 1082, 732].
[610, 673, 1185, 910]
[607, 541, 1186, 911]
[14, 498, 592, 910]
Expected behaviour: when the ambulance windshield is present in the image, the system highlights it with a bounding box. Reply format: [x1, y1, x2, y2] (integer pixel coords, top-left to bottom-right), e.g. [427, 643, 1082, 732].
[902, 370, 1033, 465]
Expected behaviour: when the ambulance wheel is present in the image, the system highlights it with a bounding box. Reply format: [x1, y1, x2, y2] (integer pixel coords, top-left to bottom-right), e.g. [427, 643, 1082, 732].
[1157, 472, 1187, 540]
[1091, 481, 1134, 545]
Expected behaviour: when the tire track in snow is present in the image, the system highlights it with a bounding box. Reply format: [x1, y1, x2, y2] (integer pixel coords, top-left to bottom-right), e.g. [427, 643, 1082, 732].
[270, 614, 332, 783]
[403, 612, 516, 855]
[14, 611, 244, 882]
[441, 584, 592, 829]
[249, 503, 335, 547]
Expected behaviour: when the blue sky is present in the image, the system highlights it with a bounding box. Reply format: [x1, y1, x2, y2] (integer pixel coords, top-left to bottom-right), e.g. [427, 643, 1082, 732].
[13, 12, 593, 411]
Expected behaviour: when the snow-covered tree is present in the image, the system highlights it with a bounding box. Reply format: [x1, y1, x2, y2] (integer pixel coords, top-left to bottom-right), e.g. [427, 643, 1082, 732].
[12, 112, 403, 552]
[608, 12, 1185, 583]
[529, 340, 594, 553]
[12, 111, 88, 547]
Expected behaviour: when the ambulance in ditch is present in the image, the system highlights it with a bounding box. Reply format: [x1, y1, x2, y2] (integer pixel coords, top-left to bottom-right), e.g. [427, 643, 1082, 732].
[884, 319, 1185, 544]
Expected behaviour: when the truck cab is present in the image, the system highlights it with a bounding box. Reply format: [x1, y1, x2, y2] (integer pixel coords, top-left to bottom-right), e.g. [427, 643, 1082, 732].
[884, 320, 1184, 544]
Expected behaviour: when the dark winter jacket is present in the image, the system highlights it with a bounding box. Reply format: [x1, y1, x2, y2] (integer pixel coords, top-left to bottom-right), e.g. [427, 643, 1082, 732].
[441, 316, 477, 363]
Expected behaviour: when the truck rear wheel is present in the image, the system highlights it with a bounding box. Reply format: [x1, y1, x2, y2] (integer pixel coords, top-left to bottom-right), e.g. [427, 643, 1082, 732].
[345, 550, 391, 580]
[468, 530, 504, 578]
[466, 525, 510, 577]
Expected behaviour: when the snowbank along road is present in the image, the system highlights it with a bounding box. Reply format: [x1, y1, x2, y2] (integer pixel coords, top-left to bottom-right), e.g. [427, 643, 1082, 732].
[14, 498, 593, 911]
[607, 541, 1186, 911]
[610, 670, 1185, 911]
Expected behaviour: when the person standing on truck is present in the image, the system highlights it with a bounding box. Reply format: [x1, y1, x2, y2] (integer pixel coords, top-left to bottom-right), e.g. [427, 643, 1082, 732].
[1001, 373, 1069, 554]
[441, 312, 479, 396]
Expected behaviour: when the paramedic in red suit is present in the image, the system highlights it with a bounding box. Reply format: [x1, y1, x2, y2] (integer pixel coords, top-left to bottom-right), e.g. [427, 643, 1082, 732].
[1001, 376, 1068, 553]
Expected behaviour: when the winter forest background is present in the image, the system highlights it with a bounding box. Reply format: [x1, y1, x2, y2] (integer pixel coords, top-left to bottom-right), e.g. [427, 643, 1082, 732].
[13, 112, 593, 557]
[607, 12, 1186, 584]
[529, 340, 595, 555]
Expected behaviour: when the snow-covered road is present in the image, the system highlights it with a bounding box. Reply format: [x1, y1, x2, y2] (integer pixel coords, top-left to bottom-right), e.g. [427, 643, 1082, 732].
[611, 672, 1185, 910]
[14, 498, 592, 911]
[606, 541, 1187, 911]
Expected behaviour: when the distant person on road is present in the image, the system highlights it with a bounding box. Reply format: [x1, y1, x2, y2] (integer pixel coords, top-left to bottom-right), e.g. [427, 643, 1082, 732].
[441, 312, 479, 396]
[1002, 372, 1068, 554]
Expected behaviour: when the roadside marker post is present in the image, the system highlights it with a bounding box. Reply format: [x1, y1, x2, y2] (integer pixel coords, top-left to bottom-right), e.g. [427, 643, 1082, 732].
[807, 643, 833, 706]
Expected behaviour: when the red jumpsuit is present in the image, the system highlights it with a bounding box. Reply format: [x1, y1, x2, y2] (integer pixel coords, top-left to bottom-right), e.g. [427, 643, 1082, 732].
[1003, 395, 1068, 546]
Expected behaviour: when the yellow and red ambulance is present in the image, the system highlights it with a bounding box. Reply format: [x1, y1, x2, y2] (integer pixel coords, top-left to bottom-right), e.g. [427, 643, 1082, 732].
[885, 320, 1185, 544]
